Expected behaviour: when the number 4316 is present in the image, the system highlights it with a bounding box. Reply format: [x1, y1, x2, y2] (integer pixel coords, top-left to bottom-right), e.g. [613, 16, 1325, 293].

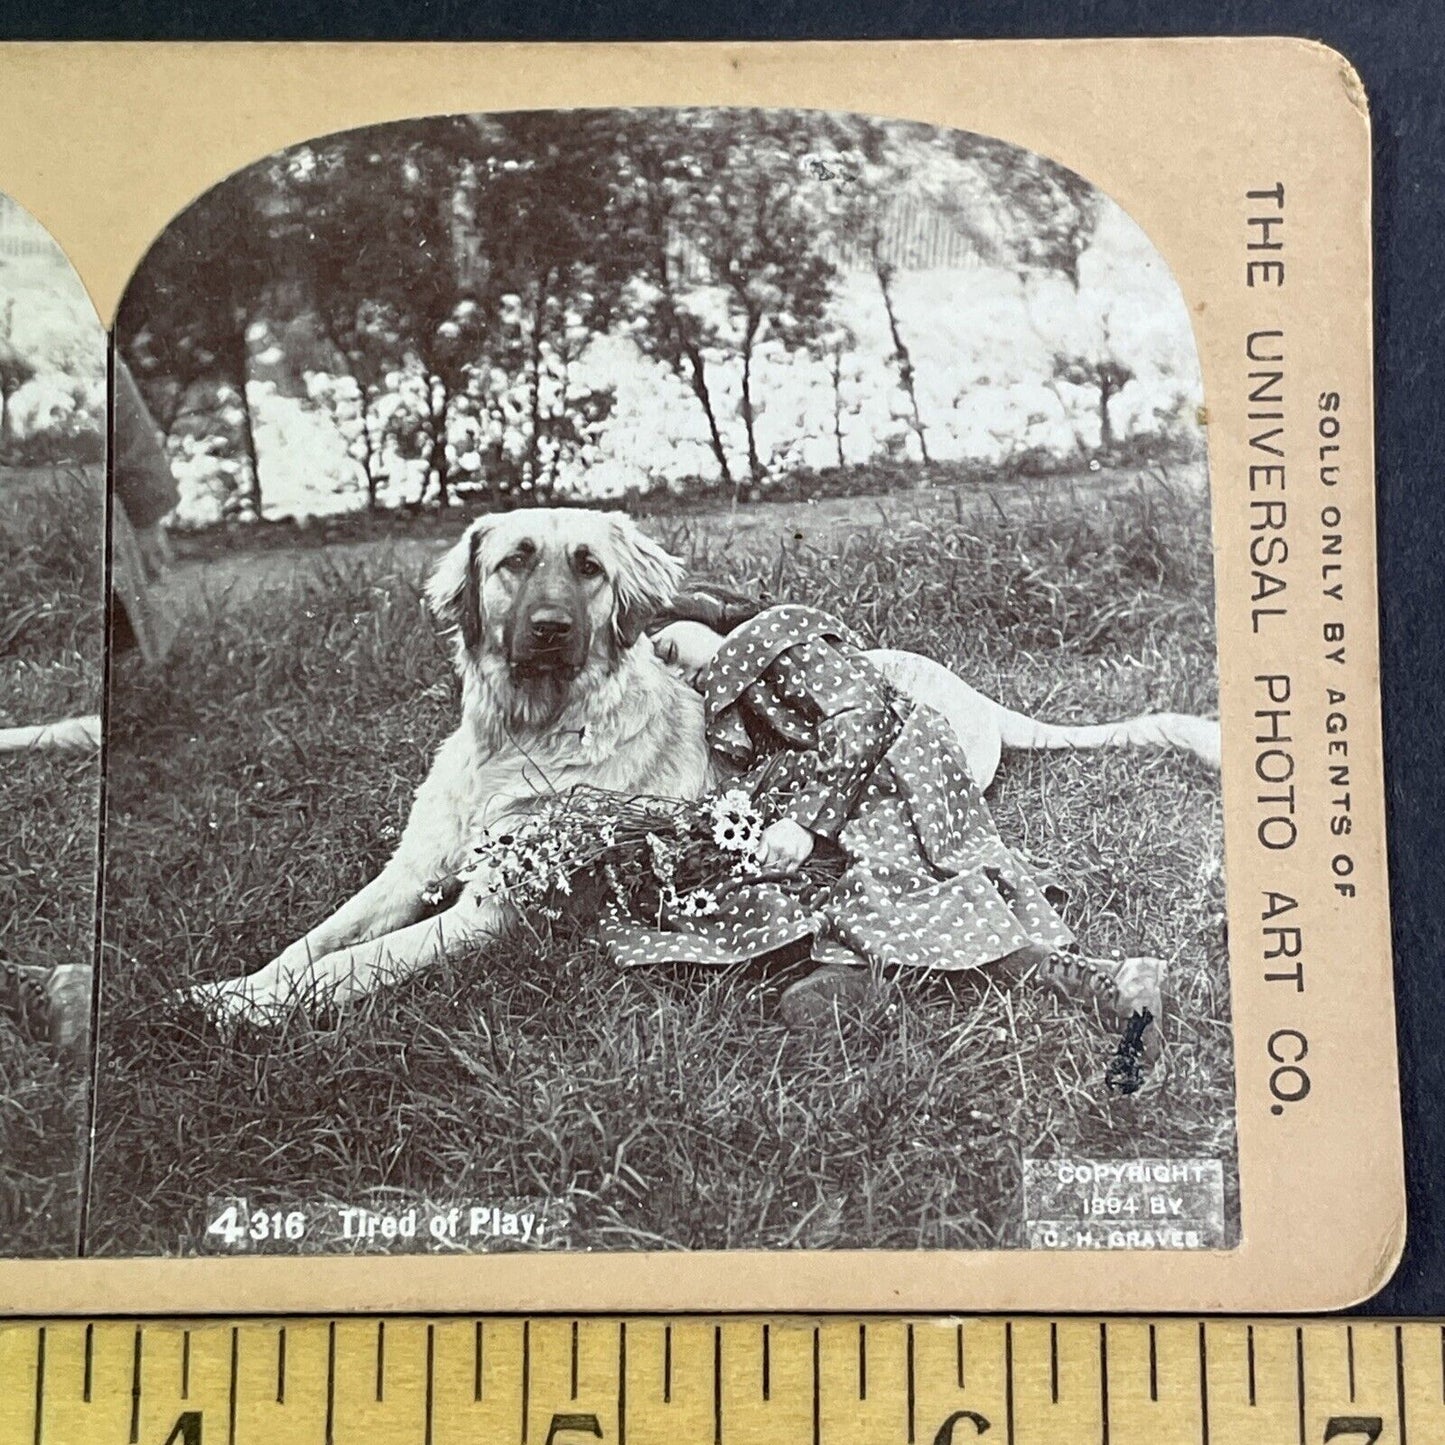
[204, 1204, 306, 1247]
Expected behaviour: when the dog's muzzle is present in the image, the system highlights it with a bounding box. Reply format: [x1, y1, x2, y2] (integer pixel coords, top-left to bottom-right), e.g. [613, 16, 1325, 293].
[509, 602, 589, 678]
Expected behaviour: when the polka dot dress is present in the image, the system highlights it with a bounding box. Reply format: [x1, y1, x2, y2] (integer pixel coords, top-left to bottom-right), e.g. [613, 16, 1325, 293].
[601, 606, 1075, 974]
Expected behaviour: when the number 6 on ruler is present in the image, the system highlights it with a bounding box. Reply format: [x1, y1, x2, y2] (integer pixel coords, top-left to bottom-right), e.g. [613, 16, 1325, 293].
[932, 1410, 992, 1442]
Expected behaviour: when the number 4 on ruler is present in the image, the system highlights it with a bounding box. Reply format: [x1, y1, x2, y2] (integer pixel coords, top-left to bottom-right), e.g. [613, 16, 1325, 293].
[156, 1413, 203, 1445]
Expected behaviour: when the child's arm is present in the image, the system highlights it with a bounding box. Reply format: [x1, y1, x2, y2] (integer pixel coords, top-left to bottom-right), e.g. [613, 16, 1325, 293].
[764, 637, 902, 842]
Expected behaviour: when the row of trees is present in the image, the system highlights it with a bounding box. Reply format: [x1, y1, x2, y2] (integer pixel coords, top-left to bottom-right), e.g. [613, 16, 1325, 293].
[118, 109, 1122, 520]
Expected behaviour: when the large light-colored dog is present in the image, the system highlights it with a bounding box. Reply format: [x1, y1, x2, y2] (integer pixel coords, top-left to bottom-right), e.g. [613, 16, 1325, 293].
[188, 506, 1220, 1019]
[198, 509, 712, 1018]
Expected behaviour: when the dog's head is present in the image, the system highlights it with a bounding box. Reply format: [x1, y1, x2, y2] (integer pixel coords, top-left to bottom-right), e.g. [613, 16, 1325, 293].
[427, 508, 684, 719]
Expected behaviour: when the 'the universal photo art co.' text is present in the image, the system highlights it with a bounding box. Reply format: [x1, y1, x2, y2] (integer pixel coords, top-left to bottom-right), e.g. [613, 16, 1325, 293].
[1230, 179, 1374, 1133]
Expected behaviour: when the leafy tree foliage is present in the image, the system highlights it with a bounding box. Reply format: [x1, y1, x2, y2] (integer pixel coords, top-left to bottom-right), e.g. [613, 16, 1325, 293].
[118, 164, 281, 517]
[613, 110, 839, 497]
[117, 109, 1119, 521]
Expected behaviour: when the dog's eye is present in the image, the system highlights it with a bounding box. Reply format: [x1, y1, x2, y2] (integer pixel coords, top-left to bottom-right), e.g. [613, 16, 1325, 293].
[499, 551, 531, 573]
[574, 551, 604, 579]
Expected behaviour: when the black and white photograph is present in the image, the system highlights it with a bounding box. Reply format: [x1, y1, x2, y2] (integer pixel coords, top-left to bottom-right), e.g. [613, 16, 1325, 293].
[88, 108, 1236, 1257]
[0, 192, 106, 1256]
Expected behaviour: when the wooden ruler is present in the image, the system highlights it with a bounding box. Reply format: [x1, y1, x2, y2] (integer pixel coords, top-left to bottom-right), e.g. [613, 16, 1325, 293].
[0, 1317, 1434, 1444]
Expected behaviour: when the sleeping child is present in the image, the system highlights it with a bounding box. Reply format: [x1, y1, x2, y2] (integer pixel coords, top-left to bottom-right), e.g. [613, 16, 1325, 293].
[595, 595, 1168, 1072]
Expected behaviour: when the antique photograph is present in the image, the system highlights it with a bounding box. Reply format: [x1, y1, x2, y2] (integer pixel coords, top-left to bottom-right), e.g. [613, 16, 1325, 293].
[89, 107, 1236, 1257]
[0, 192, 106, 1255]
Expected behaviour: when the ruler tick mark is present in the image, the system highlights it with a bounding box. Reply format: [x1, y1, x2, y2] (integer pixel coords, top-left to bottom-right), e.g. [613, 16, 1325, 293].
[664, 1325, 672, 1404]
[956, 1323, 965, 1390]
[325, 1321, 336, 1445]
[1397, 1325, 1409, 1445]
[811, 1327, 820, 1445]
[1148, 1324, 1158, 1402]
[713, 1326, 722, 1445]
[522, 1321, 531, 1445]
[474, 1320, 484, 1403]
[228, 1328, 239, 1445]
[1247, 1324, 1256, 1406]
[571, 1320, 579, 1401]
[424, 1325, 435, 1445]
[1295, 1327, 1306, 1445]
[763, 1324, 771, 1403]
[1099, 1323, 1111, 1445]
[276, 1326, 286, 1404]
[907, 1324, 916, 1444]
[1198, 1323, 1211, 1445]
[128, 1327, 142, 1445]
[82, 1322, 92, 1403]
[858, 1324, 867, 1400]
[618, 1321, 627, 1445]
[376, 1320, 385, 1402]
[32, 1327, 45, 1445]
[1004, 1322, 1015, 1445]
[1349, 1324, 1357, 1402]
[1049, 1322, 1059, 1404]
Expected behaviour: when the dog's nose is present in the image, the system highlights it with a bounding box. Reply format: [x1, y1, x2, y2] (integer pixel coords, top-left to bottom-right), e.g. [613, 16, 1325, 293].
[528, 608, 575, 643]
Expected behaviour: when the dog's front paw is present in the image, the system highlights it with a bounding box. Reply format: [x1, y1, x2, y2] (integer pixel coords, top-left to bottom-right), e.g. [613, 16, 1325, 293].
[180, 975, 289, 1030]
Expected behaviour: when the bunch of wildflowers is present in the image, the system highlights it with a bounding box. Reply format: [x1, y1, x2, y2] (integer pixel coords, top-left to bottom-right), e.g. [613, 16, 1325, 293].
[458, 784, 828, 927]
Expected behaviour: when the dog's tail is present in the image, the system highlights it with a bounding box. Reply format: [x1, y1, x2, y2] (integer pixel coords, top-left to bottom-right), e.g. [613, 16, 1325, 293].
[993, 706, 1222, 771]
[0, 715, 102, 755]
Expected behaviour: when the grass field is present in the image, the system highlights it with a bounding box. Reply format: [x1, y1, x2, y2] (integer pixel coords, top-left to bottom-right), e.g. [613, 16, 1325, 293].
[89, 469, 1236, 1255]
[0, 465, 103, 1257]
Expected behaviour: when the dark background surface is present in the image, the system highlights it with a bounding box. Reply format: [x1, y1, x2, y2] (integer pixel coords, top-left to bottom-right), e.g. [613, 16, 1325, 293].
[1, 1, 1440, 1313]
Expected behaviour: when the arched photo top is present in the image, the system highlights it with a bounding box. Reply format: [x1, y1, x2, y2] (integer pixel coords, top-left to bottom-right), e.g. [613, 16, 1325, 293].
[112, 108, 1206, 531]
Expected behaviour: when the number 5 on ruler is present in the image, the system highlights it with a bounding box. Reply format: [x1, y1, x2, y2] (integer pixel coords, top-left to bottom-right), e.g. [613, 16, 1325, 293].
[544, 1414, 604, 1445]
[1323, 1420, 1384, 1444]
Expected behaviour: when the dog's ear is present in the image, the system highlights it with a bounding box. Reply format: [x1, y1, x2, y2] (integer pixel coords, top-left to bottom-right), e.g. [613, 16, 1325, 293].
[426, 521, 489, 654]
[610, 514, 685, 649]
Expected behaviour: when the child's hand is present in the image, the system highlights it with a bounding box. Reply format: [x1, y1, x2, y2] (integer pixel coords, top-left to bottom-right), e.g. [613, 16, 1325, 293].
[760, 818, 815, 873]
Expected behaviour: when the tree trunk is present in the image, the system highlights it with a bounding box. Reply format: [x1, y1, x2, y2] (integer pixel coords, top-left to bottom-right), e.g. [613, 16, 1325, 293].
[429, 381, 451, 507]
[682, 340, 733, 493]
[228, 327, 263, 520]
[524, 274, 548, 493]
[738, 312, 764, 490]
[315, 313, 382, 510]
[544, 348, 571, 494]
[1098, 377, 1117, 451]
[362, 386, 381, 510]
[654, 232, 733, 493]
[830, 345, 846, 469]
[874, 258, 930, 466]
[0, 388, 8, 453]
